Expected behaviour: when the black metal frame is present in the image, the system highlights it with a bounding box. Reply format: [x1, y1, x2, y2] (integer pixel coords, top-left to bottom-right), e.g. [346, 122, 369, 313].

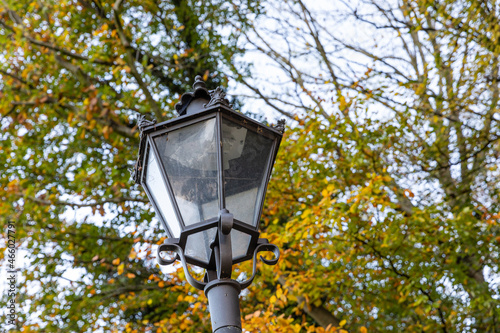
[139, 108, 281, 229]
[132, 76, 285, 332]
[134, 84, 283, 263]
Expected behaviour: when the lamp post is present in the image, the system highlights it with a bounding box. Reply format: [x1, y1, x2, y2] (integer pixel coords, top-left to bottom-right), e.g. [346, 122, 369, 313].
[132, 76, 284, 332]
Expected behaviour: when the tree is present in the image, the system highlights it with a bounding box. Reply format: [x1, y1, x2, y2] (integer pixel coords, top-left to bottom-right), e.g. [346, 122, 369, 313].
[0, 0, 262, 331]
[234, 0, 500, 331]
[1, 0, 500, 332]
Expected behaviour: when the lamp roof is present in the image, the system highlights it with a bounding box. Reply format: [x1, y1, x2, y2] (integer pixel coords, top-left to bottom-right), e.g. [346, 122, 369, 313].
[131, 76, 285, 185]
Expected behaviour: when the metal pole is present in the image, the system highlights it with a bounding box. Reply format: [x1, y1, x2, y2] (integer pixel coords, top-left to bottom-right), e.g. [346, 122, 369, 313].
[204, 279, 242, 333]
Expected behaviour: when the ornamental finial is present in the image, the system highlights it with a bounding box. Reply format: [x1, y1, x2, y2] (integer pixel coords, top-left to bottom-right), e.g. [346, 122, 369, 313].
[205, 86, 231, 108]
[131, 115, 156, 184]
[273, 119, 286, 133]
[193, 75, 207, 91]
[137, 114, 156, 131]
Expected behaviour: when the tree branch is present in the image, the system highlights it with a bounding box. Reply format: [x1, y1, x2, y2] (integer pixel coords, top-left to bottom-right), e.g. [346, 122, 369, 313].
[278, 276, 341, 328]
[112, 4, 163, 120]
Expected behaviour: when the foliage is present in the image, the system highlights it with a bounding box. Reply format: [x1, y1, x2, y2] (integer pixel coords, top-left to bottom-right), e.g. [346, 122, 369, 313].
[0, 0, 261, 331]
[236, 0, 500, 331]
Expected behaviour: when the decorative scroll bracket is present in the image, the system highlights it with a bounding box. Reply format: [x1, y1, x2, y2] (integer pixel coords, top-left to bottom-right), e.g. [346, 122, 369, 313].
[239, 239, 280, 289]
[157, 238, 207, 290]
[157, 236, 280, 291]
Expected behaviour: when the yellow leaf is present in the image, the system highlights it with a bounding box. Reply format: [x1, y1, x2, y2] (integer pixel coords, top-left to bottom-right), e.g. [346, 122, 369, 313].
[126, 273, 136, 279]
[360, 327, 368, 333]
[112, 258, 120, 265]
[117, 263, 125, 275]
[339, 319, 346, 327]
[339, 95, 346, 110]
[269, 295, 277, 304]
[277, 289, 283, 301]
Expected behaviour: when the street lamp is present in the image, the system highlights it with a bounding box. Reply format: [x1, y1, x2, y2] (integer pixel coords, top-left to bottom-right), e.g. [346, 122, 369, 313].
[132, 76, 284, 332]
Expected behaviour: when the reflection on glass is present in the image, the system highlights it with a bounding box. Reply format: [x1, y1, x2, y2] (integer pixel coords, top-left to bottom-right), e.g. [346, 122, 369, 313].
[231, 230, 251, 260]
[155, 118, 219, 226]
[185, 228, 217, 264]
[145, 152, 181, 238]
[222, 118, 274, 226]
